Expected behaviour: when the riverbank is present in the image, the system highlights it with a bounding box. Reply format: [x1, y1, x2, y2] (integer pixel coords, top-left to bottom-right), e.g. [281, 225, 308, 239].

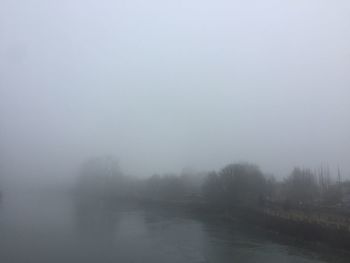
[131, 198, 350, 251]
[256, 204, 350, 250]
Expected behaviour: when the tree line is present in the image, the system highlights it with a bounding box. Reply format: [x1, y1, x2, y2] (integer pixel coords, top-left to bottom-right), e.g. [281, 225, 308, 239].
[76, 156, 347, 209]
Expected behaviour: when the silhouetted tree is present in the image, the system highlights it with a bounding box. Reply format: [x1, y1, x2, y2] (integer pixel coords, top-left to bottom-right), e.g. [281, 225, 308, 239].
[265, 175, 278, 200]
[202, 171, 223, 203]
[284, 167, 319, 205]
[77, 155, 125, 198]
[144, 174, 187, 201]
[203, 163, 266, 207]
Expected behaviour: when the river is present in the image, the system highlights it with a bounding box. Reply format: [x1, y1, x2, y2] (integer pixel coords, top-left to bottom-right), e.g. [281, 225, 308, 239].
[0, 189, 348, 263]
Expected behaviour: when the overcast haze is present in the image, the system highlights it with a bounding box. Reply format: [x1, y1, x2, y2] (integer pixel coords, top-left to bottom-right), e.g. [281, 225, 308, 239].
[1, 0, 350, 186]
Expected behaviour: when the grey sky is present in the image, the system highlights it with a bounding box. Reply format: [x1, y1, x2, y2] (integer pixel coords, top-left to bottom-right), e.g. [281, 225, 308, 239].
[1, 0, 350, 184]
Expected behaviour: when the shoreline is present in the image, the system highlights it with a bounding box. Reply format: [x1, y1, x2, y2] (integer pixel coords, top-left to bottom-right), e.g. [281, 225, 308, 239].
[135, 198, 350, 251]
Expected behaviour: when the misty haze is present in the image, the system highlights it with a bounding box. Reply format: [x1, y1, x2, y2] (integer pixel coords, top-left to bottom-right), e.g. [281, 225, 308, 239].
[1, 0, 350, 262]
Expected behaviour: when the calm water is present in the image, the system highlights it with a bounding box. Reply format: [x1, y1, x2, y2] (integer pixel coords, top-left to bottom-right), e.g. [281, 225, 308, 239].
[0, 190, 348, 263]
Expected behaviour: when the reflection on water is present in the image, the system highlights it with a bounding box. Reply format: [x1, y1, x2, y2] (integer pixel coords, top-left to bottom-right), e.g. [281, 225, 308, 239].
[0, 191, 349, 263]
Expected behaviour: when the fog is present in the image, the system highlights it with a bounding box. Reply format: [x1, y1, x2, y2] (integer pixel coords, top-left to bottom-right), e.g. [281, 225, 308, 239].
[2, 1, 350, 262]
[1, 0, 350, 186]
